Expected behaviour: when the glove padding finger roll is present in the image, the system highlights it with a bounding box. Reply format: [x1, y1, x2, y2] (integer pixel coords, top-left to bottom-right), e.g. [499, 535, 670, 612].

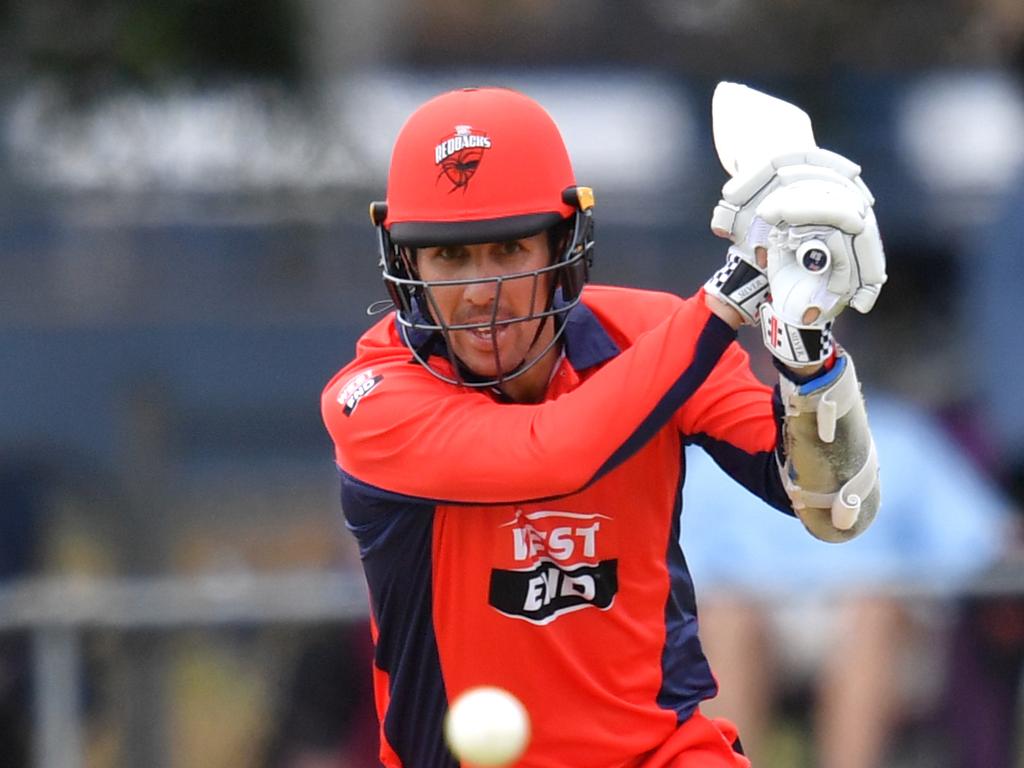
[756, 178, 887, 319]
[709, 148, 870, 249]
[706, 148, 883, 328]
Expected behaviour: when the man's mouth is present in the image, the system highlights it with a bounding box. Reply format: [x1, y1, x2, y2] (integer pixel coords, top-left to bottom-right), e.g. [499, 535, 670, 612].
[464, 323, 509, 349]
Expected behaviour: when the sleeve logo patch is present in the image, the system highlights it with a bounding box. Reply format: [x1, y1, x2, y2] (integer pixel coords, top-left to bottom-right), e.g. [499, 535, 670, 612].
[338, 369, 383, 416]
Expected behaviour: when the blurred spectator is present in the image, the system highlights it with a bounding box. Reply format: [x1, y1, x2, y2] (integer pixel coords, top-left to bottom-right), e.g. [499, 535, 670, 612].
[681, 394, 1016, 768]
[954, 0, 1024, 494]
[0, 452, 128, 767]
[965, 154, 1024, 504]
[944, 586, 1024, 768]
[261, 622, 378, 768]
[941, 17, 1024, 767]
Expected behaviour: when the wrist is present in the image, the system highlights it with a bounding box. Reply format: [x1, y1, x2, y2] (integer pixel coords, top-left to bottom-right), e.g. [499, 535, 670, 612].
[786, 361, 825, 377]
[773, 346, 838, 384]
[704, 292, 745, 330]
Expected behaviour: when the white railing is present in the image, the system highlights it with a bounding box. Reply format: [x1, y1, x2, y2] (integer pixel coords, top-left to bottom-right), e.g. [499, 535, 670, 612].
[0, 570, 370, 768]
[4, 560, 1024, 768]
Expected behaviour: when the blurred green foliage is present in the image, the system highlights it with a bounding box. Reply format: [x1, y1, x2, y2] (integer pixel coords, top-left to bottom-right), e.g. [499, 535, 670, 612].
[12, 0, 303, 90]
[115, 0, 302, 84]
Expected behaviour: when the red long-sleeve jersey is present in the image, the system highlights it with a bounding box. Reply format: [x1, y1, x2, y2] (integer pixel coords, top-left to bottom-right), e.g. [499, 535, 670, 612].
[321, 285, 793, 768]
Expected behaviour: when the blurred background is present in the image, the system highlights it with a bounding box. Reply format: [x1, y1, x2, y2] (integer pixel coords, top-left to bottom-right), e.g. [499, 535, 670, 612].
[2, 1, 1024, 766]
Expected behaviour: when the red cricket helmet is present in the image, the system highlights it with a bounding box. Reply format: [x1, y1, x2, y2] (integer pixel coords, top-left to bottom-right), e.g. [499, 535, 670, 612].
[383, 86, 578, 246]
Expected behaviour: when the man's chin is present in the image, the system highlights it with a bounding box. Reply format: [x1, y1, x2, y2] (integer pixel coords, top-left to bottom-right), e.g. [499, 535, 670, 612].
[453, 346, 525, 380]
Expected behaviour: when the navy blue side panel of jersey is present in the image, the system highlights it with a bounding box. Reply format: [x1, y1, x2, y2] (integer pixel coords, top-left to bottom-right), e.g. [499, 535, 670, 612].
[562, 300, 622, 370]
[340, 478, 457, 768]
[592, 314, 737, 485]
[686, 432, 793, 516]
[657, 445, 718, 722]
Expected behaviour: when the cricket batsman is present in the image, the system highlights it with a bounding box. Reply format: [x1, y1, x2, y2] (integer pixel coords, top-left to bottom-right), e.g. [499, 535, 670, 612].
[321, 84, 886, 767]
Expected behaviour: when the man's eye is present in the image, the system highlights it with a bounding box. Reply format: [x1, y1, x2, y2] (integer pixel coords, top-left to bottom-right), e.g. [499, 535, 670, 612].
[499, 241, 523, 255]
[435, 247, 461, 261]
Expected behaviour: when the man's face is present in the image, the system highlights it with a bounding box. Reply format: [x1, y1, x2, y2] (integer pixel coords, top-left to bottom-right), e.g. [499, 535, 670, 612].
[415, 232, 555, 379]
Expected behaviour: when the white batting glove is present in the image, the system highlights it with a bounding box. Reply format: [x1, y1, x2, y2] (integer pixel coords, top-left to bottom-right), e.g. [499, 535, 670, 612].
[756, 168, 887, 366]
[703, 148, 884, 328]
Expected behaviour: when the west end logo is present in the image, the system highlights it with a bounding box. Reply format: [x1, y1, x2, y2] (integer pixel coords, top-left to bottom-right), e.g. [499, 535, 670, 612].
[434, 125, 492, 191]
[338, 369, 383, 417]
[489, 510, 618, 625]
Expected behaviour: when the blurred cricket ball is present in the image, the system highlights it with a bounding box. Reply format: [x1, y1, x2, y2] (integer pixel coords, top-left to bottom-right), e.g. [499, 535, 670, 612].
[444, 685, 530, 766]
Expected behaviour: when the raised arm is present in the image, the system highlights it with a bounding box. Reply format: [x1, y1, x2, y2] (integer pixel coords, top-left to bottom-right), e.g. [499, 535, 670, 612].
[323, 296, 735, 504]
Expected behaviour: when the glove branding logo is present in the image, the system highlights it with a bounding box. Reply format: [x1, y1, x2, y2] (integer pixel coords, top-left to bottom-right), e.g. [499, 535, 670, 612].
[489, 510, 618, 624]
[435, 125, 492, 191]
[797, 241, 831, 273]
[338, 369, 383, 416]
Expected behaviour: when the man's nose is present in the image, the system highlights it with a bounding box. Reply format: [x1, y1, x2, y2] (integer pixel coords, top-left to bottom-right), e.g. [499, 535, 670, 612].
[462, 274, 500, 306]
[460, 253, 507, 305]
